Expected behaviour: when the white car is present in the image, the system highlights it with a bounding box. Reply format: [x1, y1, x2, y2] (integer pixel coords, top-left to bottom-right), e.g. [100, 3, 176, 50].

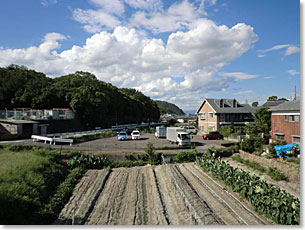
[131, 130, 141, 140]
[180, 126, 197, 135]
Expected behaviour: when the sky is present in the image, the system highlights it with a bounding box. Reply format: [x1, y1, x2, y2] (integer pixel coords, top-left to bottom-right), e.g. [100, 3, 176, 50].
[0, 0, 300, 113]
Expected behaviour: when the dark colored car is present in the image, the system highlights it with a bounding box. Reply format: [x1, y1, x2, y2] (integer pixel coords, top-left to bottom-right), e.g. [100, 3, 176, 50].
[202, 131, 223, 140]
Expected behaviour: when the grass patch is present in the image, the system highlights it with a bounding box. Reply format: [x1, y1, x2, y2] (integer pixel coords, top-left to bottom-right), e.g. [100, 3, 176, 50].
[286, 157, 300, 165]
[231, 155, 265, 173]
[0, 146, 67, 224]
[267, 167, 287, 181]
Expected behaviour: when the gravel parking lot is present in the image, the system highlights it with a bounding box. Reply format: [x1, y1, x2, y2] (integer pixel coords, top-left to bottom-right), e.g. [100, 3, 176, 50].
[4, 132, 232, 155]
[77, 133, 230, 153]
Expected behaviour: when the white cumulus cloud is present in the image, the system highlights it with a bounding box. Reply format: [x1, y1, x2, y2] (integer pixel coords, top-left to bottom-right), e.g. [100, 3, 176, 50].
[73, 9, 121, 32]
[125, 0, 163, 11]
[130, 0, 200, 33]
[0, 21, 258, 111]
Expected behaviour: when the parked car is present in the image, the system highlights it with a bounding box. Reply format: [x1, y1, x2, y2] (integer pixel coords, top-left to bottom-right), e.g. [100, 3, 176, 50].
[202, 131, 223, 140]
[131, 130, 141, 140]
[117, 131, 127, 141]
[179, 126, 197, 135]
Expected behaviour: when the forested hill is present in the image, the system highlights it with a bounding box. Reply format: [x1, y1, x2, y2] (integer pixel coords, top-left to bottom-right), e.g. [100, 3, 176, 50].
[155, 100, 185, 115]
[0, 65, 160, 128]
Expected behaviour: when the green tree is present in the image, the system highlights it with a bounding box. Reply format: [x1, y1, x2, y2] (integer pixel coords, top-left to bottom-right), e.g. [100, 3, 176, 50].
[251, 101, 259, 107]
[254, 107, 271, 135]
[267, 96, 278, 101]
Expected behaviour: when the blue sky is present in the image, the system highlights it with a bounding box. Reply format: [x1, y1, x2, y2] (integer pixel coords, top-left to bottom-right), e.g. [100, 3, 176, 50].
[0, 0, 300, 113]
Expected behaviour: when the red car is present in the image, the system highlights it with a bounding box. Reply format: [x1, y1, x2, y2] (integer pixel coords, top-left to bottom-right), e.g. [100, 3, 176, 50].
[202, 131, 223, 140]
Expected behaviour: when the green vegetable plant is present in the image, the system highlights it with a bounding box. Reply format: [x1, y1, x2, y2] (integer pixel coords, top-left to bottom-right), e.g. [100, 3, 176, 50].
[67, 154, 110, 169]
[196, 154, 300, 225]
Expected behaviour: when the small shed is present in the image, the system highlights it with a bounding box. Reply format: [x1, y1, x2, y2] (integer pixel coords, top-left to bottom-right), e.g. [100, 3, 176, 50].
[0, 120, 40, 140]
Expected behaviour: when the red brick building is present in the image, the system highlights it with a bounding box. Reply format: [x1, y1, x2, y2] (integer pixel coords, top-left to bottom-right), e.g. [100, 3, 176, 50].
[268, 100, 300, 144]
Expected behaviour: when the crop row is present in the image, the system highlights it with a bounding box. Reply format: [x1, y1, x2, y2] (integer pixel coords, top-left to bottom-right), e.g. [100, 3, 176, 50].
[195, 154, 300, 225]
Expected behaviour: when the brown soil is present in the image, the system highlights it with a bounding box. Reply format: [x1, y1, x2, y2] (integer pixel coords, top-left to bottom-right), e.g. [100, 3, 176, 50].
[55, 163, 272, 225]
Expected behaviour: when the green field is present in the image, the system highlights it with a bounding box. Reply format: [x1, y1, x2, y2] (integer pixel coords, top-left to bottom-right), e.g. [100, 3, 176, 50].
[0, 145, 69, 224]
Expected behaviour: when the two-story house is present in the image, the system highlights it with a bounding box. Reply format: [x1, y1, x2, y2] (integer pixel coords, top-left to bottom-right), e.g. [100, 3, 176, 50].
[196, 98, 255, 133]
[268, 100, 300, 144]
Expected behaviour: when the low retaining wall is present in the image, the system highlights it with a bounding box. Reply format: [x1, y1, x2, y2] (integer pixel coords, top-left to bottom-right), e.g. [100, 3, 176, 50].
[237, 150, 299, 182]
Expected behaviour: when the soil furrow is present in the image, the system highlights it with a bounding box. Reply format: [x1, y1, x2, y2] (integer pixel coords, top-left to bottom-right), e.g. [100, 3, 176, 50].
[57, 163, 275, 225]
[191, 163, 272, 225]
[86, 169, 129, 224]
[150, 167, 170, 225]
[177, 164, 246, 225]
[169, 164, 223, 225]
[54, 169, 109, 224]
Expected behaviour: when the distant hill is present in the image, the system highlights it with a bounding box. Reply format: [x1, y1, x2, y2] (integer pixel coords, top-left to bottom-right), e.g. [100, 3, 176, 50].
[155, 100, 185, 115]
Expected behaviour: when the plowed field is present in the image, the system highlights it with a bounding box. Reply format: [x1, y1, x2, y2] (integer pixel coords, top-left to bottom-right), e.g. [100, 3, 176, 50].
[55, 163, 272, 225]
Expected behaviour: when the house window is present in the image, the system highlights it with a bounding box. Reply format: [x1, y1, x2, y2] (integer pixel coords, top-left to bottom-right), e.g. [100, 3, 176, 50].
[284, 115, 288, 121]
[275, 134, 285, 141]
[200, 113, 206, 120]
[200, 125, 204, 132]
[208, 125, 215, 131]
[209, 112, 214, 119]
[292, 136, 300, 143]
[289, 115, 299, 122]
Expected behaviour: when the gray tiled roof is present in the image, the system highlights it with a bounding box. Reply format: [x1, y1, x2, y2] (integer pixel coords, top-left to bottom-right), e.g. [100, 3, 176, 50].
[268, 100, 300, 112]
[261, 100, 286, 108]
[197, 98, 254, 114]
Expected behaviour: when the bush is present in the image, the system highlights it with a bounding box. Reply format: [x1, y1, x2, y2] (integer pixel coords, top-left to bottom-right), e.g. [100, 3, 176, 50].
[137, 154, 149, 161]
[39, 167, 86, 223]
[218, 126, 234, 137]
[172, 150, 197, 163]
[144, 142, 161, 164]
[206, 144, 239, 158]
[141, 127, 155, 134]
[268, 140, 287, 157]
[267, 167, 287, 181]
[241, 136, 264, 153]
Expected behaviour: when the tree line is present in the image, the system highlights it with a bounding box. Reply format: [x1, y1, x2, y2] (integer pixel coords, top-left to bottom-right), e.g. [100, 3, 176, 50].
[0, 65, 160, 129]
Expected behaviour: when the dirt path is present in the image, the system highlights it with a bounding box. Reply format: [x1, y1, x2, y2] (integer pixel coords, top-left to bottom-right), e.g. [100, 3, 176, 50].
[55, 163, 273, 225]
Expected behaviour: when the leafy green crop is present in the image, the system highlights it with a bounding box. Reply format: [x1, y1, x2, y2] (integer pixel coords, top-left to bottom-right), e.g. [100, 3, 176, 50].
[67, 154, 110, 169]
[196, 154, 300, 225]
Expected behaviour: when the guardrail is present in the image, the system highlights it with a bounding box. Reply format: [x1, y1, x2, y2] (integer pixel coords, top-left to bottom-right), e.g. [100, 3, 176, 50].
[31, 135, 73, 146]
